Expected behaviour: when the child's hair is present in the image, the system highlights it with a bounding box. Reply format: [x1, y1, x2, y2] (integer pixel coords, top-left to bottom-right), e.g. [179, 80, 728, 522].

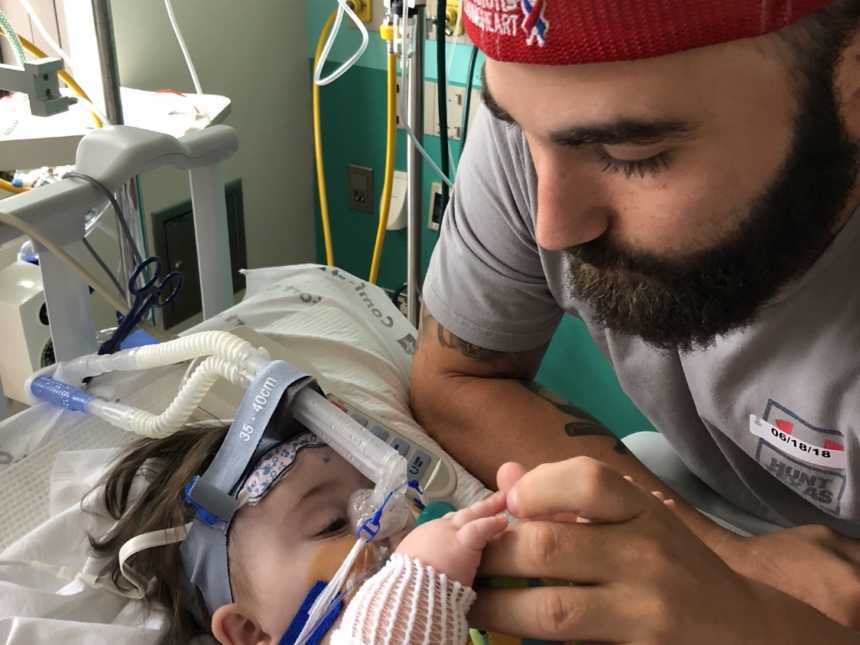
[88, 424, 229, 644]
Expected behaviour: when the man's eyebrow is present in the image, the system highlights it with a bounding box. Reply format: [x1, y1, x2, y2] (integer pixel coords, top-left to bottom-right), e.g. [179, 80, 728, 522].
[481, 67, 696, 145]
[481, 65, 515, 124]
[550, 120, 696, 147]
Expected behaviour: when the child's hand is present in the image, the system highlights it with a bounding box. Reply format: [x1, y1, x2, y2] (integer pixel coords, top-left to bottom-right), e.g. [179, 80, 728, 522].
[394, 491, 508, 587]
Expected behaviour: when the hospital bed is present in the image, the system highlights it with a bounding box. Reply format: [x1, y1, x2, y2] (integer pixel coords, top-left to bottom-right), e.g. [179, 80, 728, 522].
[0, 262, 492, 644]
[0, 126, 778, 644]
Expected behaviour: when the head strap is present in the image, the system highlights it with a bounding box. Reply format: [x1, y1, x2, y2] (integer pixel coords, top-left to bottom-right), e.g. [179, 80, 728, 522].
[179, 360, 317, 615]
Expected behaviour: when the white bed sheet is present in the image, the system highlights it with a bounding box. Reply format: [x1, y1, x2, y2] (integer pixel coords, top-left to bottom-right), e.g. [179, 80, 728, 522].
[0, 264, 489, 645]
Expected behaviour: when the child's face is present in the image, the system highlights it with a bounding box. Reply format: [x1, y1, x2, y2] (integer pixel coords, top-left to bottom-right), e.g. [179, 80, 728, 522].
[227, 446, 372, 639]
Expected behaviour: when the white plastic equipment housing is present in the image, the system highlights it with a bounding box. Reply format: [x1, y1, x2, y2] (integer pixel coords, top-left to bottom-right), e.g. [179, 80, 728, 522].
[0, 125, 239, 361]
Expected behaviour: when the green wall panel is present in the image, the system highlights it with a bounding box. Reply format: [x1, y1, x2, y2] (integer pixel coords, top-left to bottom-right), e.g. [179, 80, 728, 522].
[536, 317, 655, 437]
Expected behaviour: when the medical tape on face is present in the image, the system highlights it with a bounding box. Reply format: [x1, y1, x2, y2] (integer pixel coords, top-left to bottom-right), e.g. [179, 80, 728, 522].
[180, 360, 317, 615]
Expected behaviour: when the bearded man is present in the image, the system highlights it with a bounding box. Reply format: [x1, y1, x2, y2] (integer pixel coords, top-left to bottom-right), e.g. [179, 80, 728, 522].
[411, 1, 860, 641]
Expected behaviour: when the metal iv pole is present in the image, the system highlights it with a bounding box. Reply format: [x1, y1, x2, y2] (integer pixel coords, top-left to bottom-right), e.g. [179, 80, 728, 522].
[91, 0, 141, 306]
[406, 5, 425, 328]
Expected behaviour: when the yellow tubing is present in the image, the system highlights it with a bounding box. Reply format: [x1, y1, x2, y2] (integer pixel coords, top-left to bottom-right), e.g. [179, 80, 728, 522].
[368, 52, 397, 284]
[312, 10, 338, 267]
[0, 178, 27, 194]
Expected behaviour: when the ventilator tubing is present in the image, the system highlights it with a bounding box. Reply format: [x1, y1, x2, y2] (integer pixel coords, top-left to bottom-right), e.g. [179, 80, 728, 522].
[30, 355, 251, 438]
[27, 331, 272, 438]
[87, 356, 250, 437]
[42, 331, 270, 386]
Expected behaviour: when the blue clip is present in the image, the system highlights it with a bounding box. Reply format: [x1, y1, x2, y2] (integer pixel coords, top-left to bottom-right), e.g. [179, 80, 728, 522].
[356, 479, 428, 541]
[357, 511, 381, 541]
[407, 479, 426, 510]
[183, 476, 225, 528]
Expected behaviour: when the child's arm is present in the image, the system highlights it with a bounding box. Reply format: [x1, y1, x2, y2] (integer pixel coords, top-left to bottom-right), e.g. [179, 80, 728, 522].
[330, 492, 508, 645]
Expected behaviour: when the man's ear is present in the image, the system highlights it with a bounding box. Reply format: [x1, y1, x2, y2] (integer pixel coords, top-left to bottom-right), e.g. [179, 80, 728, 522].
[211, 603, 271, 645]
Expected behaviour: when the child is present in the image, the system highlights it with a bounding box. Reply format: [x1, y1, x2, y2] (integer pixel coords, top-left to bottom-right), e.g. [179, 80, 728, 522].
[90, 423, 508, 645]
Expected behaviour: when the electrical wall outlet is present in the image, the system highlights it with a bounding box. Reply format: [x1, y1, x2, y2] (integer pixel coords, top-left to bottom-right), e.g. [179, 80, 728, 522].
[348, 164, 374, 213]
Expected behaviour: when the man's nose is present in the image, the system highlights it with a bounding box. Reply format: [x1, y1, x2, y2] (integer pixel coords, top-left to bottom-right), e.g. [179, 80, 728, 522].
[534, 150, 610, 251]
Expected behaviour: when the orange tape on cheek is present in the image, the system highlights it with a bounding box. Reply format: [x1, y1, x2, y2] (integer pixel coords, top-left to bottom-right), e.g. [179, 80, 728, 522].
[307, 535, 389, 600]
[307, 535, 356, 585]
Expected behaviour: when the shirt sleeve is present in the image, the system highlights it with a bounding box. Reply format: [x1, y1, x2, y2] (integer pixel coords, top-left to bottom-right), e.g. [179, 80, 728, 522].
[329, 554, 475, 645]
[422, 105, 563, 353]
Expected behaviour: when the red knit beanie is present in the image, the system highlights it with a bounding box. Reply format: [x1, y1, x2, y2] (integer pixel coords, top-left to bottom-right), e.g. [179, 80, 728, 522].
[463, 1, 835, 65]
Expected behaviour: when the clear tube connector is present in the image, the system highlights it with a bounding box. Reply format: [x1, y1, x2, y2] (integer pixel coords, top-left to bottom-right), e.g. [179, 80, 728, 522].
[292, 388, 409, 540]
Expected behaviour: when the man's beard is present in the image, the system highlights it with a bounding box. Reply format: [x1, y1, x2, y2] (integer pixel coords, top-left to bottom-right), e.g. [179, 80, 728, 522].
[566, 64, 859, 352]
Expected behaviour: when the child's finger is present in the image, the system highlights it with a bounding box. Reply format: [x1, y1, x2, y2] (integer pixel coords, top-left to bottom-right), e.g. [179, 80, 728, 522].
[456, 514, 509, 551]
[449, 491, 506, 529]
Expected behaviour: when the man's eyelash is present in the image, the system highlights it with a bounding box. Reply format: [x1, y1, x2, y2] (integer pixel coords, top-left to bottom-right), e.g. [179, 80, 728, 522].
[598, 151, 672, 179]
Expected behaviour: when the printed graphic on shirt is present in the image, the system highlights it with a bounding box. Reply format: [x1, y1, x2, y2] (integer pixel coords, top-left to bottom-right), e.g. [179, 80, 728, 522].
[749, 415, 847, 469]
[756, 444, 846, 515]
[753, 400, 848, 516]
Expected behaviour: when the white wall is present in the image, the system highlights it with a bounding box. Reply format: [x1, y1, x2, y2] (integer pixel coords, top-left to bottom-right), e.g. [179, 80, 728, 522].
[109, 0, 315, 271]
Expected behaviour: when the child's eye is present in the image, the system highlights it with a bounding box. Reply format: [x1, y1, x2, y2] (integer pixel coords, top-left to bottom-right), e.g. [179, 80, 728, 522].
[316, 517, 349, 537]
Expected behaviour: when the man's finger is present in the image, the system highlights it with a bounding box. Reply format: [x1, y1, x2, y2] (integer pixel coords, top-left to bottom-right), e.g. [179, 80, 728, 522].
[497, 461, 528, 495]
[458, 514, 509, 551]
[478, 520, 631, 582]
[469, 585, 633, 643]
[507, 457, 648, 523]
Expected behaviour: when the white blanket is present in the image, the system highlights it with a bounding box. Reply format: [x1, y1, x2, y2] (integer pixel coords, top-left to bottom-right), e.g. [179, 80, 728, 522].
[0, 265, 488, 644]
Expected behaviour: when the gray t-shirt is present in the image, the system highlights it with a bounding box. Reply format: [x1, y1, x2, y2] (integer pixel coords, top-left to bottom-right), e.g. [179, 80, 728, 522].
[424, 106, 860, 536]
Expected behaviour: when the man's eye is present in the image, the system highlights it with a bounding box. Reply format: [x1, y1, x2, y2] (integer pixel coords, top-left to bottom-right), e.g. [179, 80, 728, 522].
[598, 148, 672, 179]
[316, 517, 349, 537]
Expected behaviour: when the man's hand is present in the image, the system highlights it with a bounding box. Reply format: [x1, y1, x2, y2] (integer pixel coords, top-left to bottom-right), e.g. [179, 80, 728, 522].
[470, 458, 860, 644]
[716, 525, 860, 628]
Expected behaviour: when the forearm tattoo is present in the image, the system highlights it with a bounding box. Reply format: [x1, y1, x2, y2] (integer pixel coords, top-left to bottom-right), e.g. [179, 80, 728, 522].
[524, 382, 629, 455]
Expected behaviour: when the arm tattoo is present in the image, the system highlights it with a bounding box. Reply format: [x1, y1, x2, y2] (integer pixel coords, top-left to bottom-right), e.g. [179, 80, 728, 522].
[436, 324, 503, 362]
[418, 309, 544, 377]
[524, 382, 629, 455]
[422, 310, 503, 363]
